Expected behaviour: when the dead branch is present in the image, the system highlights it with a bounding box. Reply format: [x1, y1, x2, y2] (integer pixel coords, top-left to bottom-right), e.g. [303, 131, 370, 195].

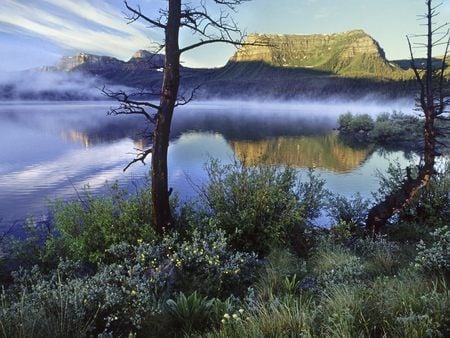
[124, 147, 153, 172]
[123, 0, 166, 28]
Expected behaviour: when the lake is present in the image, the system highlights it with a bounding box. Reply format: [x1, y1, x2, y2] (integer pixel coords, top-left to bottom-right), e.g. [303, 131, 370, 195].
[0, 99, 416, 233]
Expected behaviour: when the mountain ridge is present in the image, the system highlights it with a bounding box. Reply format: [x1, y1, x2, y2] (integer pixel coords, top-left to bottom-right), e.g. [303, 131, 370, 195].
[3, 29, 447, 100]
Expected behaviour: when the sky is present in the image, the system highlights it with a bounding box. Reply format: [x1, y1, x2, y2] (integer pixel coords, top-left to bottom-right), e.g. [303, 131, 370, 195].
[0, 0, 449, 72]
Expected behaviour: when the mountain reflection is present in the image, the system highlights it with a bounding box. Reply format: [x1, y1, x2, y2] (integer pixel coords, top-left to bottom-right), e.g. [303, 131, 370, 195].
[229, 133, 373, 172]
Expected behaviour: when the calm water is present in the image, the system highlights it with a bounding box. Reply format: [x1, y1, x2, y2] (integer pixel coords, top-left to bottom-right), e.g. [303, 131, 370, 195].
[0, 100, 416, 232]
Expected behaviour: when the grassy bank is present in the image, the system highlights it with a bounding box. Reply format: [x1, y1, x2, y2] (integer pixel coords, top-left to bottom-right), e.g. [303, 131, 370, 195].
[0, 159, 449, 337]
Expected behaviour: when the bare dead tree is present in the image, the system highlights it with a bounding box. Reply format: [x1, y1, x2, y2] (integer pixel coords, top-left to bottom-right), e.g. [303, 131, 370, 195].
[105, 0, 256, 233]
[366, 0, 450, 237]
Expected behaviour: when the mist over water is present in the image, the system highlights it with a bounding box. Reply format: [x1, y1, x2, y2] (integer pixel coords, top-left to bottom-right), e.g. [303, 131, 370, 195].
[0, 99, 418, 232]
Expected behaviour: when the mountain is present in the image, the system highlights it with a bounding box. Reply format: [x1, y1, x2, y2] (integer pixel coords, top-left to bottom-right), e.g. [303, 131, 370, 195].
[228, 30, 402, 78]
[3, 30, 441, 100]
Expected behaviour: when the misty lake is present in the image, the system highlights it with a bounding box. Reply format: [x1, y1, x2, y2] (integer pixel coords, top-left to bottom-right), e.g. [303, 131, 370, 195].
[0, 100, 417, 233]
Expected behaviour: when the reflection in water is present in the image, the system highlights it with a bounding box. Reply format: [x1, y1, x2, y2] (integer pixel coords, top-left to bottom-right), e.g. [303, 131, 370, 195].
[230, 134, 373, 172]
[0, 100, 418, 231]
[62, 130, 91, 148]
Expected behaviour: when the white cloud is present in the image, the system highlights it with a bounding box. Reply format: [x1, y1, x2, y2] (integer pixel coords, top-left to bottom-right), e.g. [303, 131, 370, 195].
[0, 0, 159, 60]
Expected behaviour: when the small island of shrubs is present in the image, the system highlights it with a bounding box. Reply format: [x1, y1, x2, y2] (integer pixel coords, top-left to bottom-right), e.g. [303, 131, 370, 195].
[338, 111, 425, 147]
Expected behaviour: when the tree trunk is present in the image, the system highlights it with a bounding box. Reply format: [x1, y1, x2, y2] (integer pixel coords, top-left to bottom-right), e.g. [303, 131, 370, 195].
[151, 0, 181, 233]
[366, 0, 438, 237]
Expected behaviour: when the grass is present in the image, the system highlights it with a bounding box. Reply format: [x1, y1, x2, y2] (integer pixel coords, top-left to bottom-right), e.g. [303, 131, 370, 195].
[0, 160, 449, 337]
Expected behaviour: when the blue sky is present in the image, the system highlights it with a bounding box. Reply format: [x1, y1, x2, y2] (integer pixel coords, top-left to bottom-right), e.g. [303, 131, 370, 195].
[0, 0, 449, 71]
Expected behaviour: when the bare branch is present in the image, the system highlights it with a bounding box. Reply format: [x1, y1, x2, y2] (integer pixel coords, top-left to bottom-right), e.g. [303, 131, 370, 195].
[123, 0, 166, 29]
[175, 84, 202, 107]
[123, 147, 153, 172]
[407, 35, 426, 109]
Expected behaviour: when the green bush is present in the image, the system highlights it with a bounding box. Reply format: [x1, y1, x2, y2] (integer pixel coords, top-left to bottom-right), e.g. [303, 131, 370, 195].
[254, 249, 307, 300]
[166, 223, 258, 298]
[200, 159, 325, 256]
[370, 111, 422, 143]
[327, 193, 370, 228]
[338, 112, 374, 133]
[311, 239, 364, 288]
[362, 270, 450, 337]
[47, 182, 156, 264]
[374, 161, 450, 231]
[156, 292, 235, 336]
[0, 263, 100, 338]
[337, 112, 354, 132]
[415, 226, 450, 276]
[354, 235, 401, 276]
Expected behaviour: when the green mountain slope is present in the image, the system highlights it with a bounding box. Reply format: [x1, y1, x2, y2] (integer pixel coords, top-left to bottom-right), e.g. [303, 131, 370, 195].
[227, 30, 409, 79]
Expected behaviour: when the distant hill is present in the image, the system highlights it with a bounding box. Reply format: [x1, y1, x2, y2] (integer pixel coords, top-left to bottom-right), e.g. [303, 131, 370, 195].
[227, 30, 407, 79]
[2, 30, 448, 100]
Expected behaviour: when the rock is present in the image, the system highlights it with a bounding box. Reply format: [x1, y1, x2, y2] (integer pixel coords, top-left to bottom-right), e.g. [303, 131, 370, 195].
[229, 30, 398, 77]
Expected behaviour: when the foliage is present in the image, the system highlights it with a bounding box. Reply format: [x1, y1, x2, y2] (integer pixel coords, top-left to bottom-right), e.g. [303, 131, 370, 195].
[415, 226, 450, 276]
[0, 223, 257, 337]
[47, 182, 155, 264]
[154, 292, 236, 336]
[353, 235, 401, 276]
[254, 249, 307, 300]
[338, 112, 374, 134]
[374, 160, 450, 230]
[370, 111, 422, 143]
[207, 242, 450, 338]
[200, 159, 326, 255]
[338, 111, 426, 147]
[311, 239, 364, 288]
[165, 223, 258, 298]
[362, 270, 450, 337]
[0, 262, 99, 338]
[327, 192, 370, 227]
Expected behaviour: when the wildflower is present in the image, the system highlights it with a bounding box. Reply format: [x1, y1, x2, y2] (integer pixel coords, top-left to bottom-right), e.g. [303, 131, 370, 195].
[221, 319, 226, 324]
[131, 290, 137, 296]
[137, 238, 143, 244]
[232, 313, 239, 319]
[223, 313, 231, 320]
[238, 308, 244, 314]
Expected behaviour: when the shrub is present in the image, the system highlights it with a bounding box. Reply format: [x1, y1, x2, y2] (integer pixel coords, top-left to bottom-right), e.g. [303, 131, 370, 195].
[370, 111, 422, 144]
[354, 235, 401, 276]
[200, 159, 326, 256]
[350, 113, 374, 132]
[415, 226, 450, 276]
[0, 263, 100, 338]
[47, 182, 156, 264]
[318, 284, 368, 337]
[154, 292, 235, 336]
[166, 223, 258, 298]
[338, 112, 354, 132]
[327, 193, 370, 228]
[338, 112, 374, 134]
[363, 270, 450, 337]
[374, 161, 450, 230]
[311, 239, 364, 288]
[255, 249, 307, 300]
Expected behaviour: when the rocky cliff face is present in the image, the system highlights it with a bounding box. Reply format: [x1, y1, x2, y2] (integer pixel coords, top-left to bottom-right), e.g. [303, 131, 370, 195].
[128, 50, 165, 68]
[56, 53, 125, 72]
[229, 30, 398, 77]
